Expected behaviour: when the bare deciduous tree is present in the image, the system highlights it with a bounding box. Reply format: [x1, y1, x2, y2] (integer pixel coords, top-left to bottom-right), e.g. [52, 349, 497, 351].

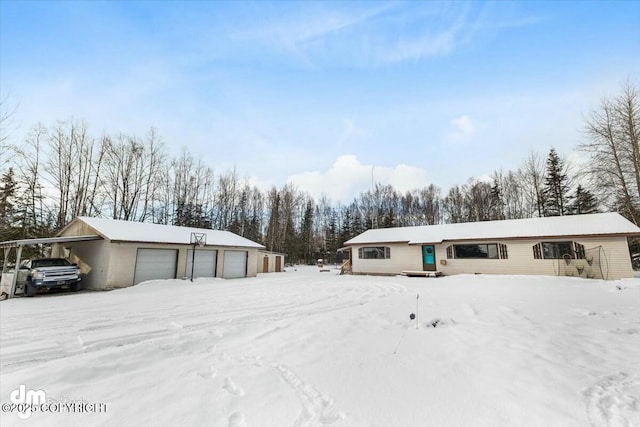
[40, 119, 107, 227]
[492, 169, 527, 220]
[580, 81, 640, 224]
[138, 127, 165, 222]
[101, 129, 166, 222]
[168, 150, 214, 227]
[519, 150, 546, 217]
[443, 184, 466, 223]
[419, 184, 442, 225]
[13, 124, 50, 236]
[213, 168, 238, 230]
[0, 95, 17, 170]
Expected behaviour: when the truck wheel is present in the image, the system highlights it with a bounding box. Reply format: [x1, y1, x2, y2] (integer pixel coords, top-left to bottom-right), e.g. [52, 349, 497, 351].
[70, 282, 81, 292]
[25, 282, 37, 297]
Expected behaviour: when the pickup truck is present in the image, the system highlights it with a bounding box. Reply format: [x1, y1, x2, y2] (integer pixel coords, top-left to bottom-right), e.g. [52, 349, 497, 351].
[17, 258, 82, 297]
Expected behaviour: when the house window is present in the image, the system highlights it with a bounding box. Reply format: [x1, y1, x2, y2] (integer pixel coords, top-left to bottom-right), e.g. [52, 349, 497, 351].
[533, 241, 585, 259]
[446, 243, 508, 259]
[542, 242, 573, 259]
[453, 244, 499, 259]
[358, 247, 391, 259]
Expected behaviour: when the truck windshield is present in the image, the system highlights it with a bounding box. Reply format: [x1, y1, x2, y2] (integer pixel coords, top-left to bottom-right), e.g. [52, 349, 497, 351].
[31, 259, 72, 268]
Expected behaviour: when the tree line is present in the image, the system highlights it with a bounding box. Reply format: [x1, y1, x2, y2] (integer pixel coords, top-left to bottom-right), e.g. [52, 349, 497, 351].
[1, 81, 638, 263]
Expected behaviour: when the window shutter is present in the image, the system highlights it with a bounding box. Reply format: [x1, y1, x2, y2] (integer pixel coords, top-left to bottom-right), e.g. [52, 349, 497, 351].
[499, 243, 508, 259]
[358, 248, 363, 259]
[533, 243, 542, 259]
[446, 246, 453, 259]
[385, 247, 391, 259]
[574, 242, 585, 259]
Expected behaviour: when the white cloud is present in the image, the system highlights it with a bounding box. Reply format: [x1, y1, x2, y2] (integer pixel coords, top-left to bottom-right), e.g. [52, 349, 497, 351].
[287, 155, 430, 204]
[378, 31, 456, 63]
[448, 115, 475, 141]
[338, 118, 367, 146]
[232, 3, 393, 53]
[231, 2, 542, 66]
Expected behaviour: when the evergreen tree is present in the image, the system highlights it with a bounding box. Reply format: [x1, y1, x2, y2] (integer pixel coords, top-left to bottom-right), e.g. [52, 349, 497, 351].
[0, 168, 18, 240]
[543, 148, 571, 216]
[569, 185, 599, 215]
[282, 210, 295, 256]
[325, 211, 339, 263]
[382, 207, 396, 228]
[351, 203, 366, 235]
[339, 206, 353, 247]
[264, 190, 280, 252]
[300, 200, 314, 264]
[489, 180, 505, 220]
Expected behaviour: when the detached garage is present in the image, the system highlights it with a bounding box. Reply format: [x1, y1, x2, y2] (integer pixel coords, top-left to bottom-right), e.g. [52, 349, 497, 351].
[52, 217, 265, 290]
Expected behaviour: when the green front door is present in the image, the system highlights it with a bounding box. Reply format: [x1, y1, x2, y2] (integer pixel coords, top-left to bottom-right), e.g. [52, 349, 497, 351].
[422, 245, 436, 271]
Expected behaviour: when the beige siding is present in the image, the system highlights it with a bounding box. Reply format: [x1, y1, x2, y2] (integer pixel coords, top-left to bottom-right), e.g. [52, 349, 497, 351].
[106, 243, 260, 288]
[351, 236, 633, 280]
[583, 237, 633, 280]
[56, 219, 261, 288]
[70, 240, 110, 290]
[51, 239, 110, 290]
[257, 253, 267, 273]
[246, 249, 258, 277]
[107, 243, 143, 288]
[57, 223, 109, 290]
[107, 243, 182, 288]
[61, 220, 101, 237]
[436, 239, 548, 277]
[351, 244, 422, 275]
[257, 252, 285, 273]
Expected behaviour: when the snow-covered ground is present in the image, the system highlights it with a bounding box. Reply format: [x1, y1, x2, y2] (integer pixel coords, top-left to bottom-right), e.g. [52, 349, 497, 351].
[1, 266, 639, 427]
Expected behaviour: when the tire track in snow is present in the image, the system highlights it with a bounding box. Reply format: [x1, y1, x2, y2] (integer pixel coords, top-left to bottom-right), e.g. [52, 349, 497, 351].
[175, 280, 406, 330]
[0, 279, 405, 374]
[583, 372, 640, 427]
[1, 329, 172, 369]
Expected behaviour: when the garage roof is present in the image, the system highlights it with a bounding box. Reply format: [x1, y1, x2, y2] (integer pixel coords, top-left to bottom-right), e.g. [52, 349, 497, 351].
[61, 217, 265, 249]
[0, 235, 101, 249]
[344, 212, 640, 245]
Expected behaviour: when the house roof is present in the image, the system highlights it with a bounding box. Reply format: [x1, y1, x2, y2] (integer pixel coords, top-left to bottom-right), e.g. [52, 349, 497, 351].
[60, 217, 265, 249]
[344, 212, 640, 245]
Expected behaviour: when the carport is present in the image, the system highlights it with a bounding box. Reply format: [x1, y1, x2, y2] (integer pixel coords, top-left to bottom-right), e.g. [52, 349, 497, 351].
[0, 235, 101, 298]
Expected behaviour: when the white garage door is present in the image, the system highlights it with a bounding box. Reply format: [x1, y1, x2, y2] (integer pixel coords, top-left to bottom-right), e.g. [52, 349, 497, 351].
[186, 250, 217, 279]
[134, 249, 177, 285]
[223, 251, 247, 279]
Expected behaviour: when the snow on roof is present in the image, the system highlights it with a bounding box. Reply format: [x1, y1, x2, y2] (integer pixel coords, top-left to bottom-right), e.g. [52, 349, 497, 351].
[344, 212, 640, 245]
[66, 217, 265, 249]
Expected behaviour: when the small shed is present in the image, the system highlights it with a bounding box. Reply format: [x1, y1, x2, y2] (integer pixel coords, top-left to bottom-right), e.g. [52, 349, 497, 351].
[257, 250, 286, 273]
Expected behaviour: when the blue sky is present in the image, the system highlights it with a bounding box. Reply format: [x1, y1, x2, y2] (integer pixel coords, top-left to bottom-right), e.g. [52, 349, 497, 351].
[1, 1, 638, 203]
